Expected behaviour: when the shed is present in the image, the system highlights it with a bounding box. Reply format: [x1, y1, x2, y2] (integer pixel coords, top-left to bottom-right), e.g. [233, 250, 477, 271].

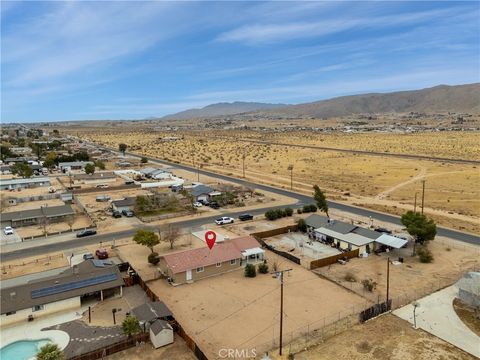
[149, 320, 174, 348]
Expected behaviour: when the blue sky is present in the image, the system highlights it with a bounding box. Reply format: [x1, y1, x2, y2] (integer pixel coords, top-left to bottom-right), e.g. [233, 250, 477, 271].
[1, 1, 479, 122]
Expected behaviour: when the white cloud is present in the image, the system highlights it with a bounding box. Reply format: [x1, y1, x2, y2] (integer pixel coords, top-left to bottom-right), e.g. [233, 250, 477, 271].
[216, 7, 463, 45]
[2, 2, 186, 88]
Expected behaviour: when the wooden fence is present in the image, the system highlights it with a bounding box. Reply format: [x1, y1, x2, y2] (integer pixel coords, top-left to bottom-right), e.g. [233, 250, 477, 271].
[67, 333, 149, 360]
[133, 267, 209, 360]
[359, 299, 392, 323]
[250, 224, 298, 240]
[309, 249, 360, 270]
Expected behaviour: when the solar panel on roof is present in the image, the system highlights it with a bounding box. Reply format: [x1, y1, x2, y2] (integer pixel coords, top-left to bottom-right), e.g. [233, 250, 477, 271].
[31, 273, 118, 299]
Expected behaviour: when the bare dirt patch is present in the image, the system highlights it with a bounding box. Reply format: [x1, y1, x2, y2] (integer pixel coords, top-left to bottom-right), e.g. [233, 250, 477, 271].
[147, 251, 370, 359]
[293, 314, 476, 360]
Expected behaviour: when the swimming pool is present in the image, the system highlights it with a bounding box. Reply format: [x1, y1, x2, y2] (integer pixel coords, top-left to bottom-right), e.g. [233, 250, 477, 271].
[0, 339, 52, 360]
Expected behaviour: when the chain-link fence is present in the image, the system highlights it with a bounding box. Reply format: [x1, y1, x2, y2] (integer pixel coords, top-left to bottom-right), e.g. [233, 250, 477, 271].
[252, 264, 479, 358]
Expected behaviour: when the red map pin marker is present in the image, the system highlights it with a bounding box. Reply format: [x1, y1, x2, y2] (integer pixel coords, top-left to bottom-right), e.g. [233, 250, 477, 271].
[205, 230, 217, 250]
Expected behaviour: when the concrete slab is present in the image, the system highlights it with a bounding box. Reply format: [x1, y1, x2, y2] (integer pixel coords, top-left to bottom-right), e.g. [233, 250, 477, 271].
[393, 285, 480, 358]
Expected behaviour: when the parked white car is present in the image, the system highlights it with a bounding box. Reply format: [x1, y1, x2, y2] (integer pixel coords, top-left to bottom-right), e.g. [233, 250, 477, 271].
[215, 217, 234, 225]
[96, 184, 109, 188]
[4, 226, 14, 235]
[193, 202, 203, 207]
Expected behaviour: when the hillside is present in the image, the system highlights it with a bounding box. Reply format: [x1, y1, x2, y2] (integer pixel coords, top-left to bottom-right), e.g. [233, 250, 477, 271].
[263, 83, 480, 118]
[162, 101, 287, 120]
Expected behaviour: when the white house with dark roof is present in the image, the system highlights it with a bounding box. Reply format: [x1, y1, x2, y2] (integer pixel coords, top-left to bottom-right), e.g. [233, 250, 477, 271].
[0, 176, 51, 190]
[0, 260, 123, 326]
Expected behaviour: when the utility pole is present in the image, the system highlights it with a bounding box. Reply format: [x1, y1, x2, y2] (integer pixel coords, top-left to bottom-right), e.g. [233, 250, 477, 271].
[242, 152, 246, 178]
[274, 268, 292, 356]
[421, 180, 426, 215]
[287, 165, 293, 190]
[414, 192, 417, 213]
[386, 257, 390, 305]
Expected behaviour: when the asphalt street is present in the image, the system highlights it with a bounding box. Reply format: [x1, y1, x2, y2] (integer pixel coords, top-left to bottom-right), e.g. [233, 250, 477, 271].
[1, 147, 478, 262]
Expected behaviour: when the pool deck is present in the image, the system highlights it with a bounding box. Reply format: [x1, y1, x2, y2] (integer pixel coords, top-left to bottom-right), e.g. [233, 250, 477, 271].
[0, 309, 75, 350]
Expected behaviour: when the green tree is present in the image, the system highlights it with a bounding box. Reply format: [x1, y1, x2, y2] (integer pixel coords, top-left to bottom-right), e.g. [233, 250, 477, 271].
[313, 185, 329, 217]
[36, 343, 64, 360]
[11, 162, 33, 178]
[0, 145, 13, 160]
[244, 263, 256, 277]
[297, 218, 307, 232]
[401, 211, 437, 244]
[84, 163, 95, 175]
[119, 143, 128, 155]
[43, 152, 57, 169]
[94, 160, 105, 170]
[122, 315, 141, 337]
[141, 156, 148, 163]
[133, 229, 159, 253]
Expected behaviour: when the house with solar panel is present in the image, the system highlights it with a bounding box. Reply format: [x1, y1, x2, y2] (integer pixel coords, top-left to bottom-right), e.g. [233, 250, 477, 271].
[0, 260, 124, 327]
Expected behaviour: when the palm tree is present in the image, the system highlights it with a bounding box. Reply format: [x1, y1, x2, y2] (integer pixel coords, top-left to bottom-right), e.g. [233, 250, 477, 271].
[122, 315, 141, 337]
[36, 343, 64, 360]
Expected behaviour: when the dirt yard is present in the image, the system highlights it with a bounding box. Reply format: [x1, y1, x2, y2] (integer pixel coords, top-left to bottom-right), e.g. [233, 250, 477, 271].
[15, 213, 92, 238]
[292, 314, 476, 360]
[147, 251, 370, 359]
[0, 252, 68, 280]
[314, 237, 480, 307]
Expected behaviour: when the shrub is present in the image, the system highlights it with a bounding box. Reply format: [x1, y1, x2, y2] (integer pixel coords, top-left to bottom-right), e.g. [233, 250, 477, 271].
[297, 219, 307, 233]
[361, 278, 377, 292]
[275, 208, 286, 218]
[244, 263, 256, 277]
[258, 263, 269, 274]
[344, 272, 357, 282]
[285, 207, 293, 216]
[148, 252, 160, 265]
[302, 204, 318, 213]
[417, 246, 433, 263]
[297, 209, 303, 214]
[265, 210, 278, 221]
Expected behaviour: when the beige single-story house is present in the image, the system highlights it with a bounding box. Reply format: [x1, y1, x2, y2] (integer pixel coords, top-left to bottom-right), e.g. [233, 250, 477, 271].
[0, 204, 75, 228]
[0, 260, 123, 327]
[0, 176, 51, 190]
[159, 236, 264, 285]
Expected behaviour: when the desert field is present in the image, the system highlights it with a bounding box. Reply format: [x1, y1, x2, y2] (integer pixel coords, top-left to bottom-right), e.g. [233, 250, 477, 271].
[67, 128, 480, 234]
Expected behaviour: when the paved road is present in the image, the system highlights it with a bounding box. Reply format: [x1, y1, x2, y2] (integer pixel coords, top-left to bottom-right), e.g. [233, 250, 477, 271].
[1, 146, 477, 261]
[211, 137, 480, 165]
[131, 150, 479, 244]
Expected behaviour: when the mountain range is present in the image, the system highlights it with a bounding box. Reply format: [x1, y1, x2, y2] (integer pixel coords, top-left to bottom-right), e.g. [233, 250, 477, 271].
[162, 83, 480, 120]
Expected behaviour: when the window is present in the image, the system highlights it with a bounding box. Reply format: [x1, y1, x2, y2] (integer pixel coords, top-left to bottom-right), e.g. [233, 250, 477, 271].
[230, 259, 236, 265]
[196, 267, 204, 273]
[32, 305, 44, 312]
[6, 311, 16, 316]
[216, 262, 221, 267]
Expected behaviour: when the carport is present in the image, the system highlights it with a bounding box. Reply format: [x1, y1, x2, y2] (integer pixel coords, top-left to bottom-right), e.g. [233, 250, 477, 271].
[375, 234, 408, 250]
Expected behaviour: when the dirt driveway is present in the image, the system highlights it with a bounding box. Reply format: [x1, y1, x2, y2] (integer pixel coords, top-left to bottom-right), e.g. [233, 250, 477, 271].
[147, 251, 370, 359]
